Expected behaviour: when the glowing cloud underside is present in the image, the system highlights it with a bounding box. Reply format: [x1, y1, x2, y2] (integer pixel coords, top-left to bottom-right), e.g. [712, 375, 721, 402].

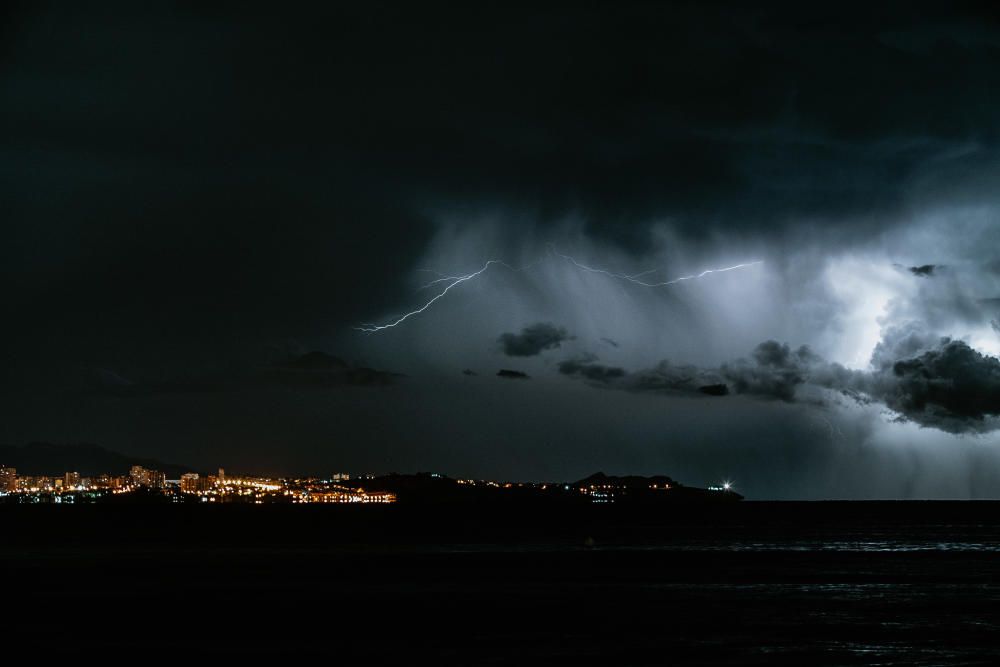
[354, 250, 764, 333]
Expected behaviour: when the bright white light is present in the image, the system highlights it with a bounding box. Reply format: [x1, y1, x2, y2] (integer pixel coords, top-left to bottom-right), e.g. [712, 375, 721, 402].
[821, 257, 904, 368]
[968, 326, 1000, 359]
[356, 248, 764, 333]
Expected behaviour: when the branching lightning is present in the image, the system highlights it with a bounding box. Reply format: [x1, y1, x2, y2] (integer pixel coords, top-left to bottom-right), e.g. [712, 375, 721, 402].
[355, 248, 763, 332]
[355, 260, 531, 332]
[415, 269, 468, 290]
[548, 247, 763, 287]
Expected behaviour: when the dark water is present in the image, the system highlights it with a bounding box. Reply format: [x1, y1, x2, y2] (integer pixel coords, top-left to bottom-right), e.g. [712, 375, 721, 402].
[5, 502, 1000, 663]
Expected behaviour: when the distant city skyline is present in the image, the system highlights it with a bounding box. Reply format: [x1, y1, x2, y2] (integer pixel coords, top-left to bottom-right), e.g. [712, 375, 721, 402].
[0, 460, 743, 505]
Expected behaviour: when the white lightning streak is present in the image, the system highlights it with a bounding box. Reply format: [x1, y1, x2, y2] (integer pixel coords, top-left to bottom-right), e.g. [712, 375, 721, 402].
[418, 274, 468, 290]
[415, 269, 467, 290]
[355, 260, 525, 332]
[548, 247, 763, 287]
[356, 249, 763, 332]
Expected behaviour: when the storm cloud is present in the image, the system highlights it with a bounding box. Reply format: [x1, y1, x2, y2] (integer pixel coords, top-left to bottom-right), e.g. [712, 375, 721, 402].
[555, 341, 828, 401]
[498, 323, 572, 357]
[557, 355, 627, 382]
[865, 327, 1000, 433]
[557, 330, 1000, 435]
[7, 3, 1000, 497]
[720, 342, 823, 402]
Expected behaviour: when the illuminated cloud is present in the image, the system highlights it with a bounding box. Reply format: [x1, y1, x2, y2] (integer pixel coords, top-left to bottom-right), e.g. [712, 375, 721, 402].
[558, 329, 1000, 434]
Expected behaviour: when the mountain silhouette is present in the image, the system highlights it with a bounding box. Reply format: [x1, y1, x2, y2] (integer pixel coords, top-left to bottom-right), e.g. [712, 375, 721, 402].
[0, 442, 196, 478]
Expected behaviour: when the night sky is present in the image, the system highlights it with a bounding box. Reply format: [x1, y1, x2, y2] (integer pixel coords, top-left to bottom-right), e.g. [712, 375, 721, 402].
[5, 2, 1000, 497]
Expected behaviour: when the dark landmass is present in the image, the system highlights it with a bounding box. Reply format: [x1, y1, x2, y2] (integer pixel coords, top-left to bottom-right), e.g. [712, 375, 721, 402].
[340, 471, 743, 504]
[0, 442, 194, 478]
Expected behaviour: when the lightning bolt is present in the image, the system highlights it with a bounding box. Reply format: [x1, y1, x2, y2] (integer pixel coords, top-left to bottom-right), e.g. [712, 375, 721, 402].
[547, 247, 763, 287]
[415, 269, 469, 290]
[354, 260, 531, 332]
[356, 248, 763, 332]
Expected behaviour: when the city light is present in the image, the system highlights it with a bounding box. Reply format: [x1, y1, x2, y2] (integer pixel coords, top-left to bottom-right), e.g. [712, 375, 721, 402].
[1, 467, 740, 505]
[0, 465, 396, 504]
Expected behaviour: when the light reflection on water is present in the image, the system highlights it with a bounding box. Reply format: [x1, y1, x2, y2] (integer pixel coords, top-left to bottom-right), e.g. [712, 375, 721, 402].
[439, 538, 1000, 553]
[681, 540, 1000, 552]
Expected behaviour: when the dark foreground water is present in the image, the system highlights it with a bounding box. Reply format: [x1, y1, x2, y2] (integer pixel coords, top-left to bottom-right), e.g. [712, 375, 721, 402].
[4, 501, 1000, 664]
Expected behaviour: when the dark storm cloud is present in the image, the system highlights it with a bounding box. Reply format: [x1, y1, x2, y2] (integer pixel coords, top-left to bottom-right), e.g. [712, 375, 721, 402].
[560, 342, 829, 402]
[497, 369, 530, 380]
[6, 2, 1000, 494]
[724, 335, 1000, 433]
[863, 326, 1000, 433]
[719, 342, 823, 402]
[627, 361, 725, 396]
[498, 323, 571, 357]
[894, 263, 942, 278]
[557, 356, 626, 382]
[880, 340, 1000, 431]
[5, 2, 1000, 367]
[7, 4, 1000, 281]
[560, 332, 1000, 434]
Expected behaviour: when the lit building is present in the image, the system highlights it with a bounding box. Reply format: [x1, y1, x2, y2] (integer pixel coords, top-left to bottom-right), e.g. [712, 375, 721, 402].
[130, 466, 165, 488]
[91, 473, 123, 490]
[294, 486, 396, 503]
[180, 473, 200, 493]
[0, 467, 16, 492]
[64, 472, 81, 489]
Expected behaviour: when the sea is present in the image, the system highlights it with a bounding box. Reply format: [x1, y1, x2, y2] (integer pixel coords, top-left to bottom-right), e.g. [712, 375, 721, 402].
[4, 501, 1000, 664]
